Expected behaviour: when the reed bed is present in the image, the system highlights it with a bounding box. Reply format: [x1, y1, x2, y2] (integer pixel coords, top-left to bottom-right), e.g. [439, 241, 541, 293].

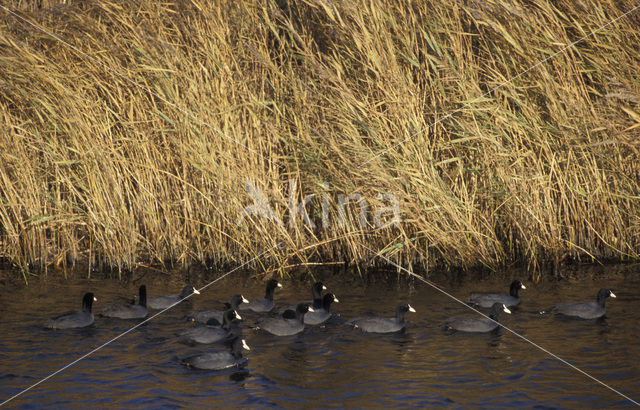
[0, 0, 639, 279]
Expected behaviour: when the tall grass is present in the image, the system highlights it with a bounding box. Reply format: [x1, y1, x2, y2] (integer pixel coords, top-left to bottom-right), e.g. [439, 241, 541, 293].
[0, 0, 639, 278]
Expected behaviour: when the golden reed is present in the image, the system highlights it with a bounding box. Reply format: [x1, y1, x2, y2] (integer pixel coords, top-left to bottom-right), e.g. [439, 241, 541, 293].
[0, 0, 638, 279]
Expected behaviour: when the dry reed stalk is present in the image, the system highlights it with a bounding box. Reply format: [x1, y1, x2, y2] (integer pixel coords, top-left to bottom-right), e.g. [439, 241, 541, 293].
[0, 0, 638, 278]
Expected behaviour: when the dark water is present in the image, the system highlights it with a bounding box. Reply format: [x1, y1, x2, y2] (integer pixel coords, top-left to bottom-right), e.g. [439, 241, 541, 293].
[1, 267, 639, 408]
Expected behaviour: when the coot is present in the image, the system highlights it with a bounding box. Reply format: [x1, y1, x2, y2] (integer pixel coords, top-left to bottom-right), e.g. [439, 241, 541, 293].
[239, 279, 282, 313]
[44, 292, 96, 329]
[101, 285, 148, 319]
[552, 288, 616, 319]
[136, 285, 199, 310]
[178, 309, 241, 345]
[189, 294, 249, 324]
[444, 303, 510, 333]
[279, 281, 326, 313]
[468, 280, 526, 308]
[351, 303, 415, 333]
[182, 336, 250, 370]
[258, 303, 313, 336]
[304, 293, 339, 325]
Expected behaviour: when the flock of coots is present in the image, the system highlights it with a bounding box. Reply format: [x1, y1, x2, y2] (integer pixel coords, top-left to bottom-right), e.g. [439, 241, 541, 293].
[43, 279, 617, 371]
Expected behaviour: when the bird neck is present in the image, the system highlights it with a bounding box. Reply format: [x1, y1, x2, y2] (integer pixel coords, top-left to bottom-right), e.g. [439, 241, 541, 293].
[264, 288, 275, 301]
[597, 293, 607, 307]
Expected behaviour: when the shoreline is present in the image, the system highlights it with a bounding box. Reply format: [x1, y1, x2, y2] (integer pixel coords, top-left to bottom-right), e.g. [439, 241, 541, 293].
[2, 257, 638, 286]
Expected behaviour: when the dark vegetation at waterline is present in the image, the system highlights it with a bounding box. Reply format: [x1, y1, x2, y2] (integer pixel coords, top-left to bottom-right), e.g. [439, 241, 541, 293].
[0, 0, 639, 279]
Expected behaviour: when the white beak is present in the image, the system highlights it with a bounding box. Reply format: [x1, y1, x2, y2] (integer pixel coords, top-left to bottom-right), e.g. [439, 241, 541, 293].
[503, 306, 512, 314]
[610, 291, 617, 298]
[322, 285, 327, 290]
[234, 311, 242, 320]
[334, 297, 339, 303]
[93, 297, 98, 301]
[521, 284, 526, 289]
[241, 296, 250, 303]
[308, 307, 315, 312]
[277, 283, 283, 288]
[408, 305, 416, 313]
[242, 340, 250, 351]
[193, 289, 200, 295]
